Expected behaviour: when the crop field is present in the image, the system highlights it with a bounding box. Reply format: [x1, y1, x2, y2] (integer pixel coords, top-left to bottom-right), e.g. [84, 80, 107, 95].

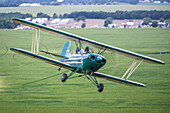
[0, 28, 170, 113]
[0, 5, 170, 16]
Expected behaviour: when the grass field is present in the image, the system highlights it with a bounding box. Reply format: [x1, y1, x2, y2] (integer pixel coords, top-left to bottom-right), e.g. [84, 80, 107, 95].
[0, 28, 170, 113]
[0, 5, 170, 16]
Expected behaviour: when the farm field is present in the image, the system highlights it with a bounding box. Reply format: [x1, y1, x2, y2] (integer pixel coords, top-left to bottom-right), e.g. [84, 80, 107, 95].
[0, 28, 170, 113]
[0, 5, 170, 16]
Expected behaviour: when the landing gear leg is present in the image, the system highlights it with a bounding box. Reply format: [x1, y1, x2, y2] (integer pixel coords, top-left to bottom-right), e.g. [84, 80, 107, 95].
[84, 73, 104, 92]
[61, 68, 79, 83]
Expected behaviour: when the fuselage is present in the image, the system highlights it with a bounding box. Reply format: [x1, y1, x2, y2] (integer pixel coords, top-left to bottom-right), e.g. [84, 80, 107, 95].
[63, 51, 106, 73]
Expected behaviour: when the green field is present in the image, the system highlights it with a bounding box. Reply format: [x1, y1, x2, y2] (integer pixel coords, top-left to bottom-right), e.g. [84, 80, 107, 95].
[0, 28, 170, 113]
[0, 5, 170, 16]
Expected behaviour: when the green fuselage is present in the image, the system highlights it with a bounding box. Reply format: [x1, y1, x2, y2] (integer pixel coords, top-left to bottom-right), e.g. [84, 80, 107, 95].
[64, 53, 106, 73]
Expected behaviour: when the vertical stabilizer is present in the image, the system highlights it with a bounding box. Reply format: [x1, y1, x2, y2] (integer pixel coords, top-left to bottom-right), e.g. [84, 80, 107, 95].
[60, 41, 71, 62]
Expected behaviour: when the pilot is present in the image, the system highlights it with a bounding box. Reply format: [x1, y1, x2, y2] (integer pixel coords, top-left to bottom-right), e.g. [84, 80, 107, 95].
[85, 47, 89, 53]
[76, 47, 80, 53]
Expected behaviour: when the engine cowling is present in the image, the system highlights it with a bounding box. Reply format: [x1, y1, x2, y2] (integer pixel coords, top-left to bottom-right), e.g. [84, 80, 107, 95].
[82, 53, 106, 72]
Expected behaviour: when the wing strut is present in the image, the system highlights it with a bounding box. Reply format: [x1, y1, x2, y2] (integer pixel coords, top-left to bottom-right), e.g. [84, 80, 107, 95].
[31, 28, 41, 54]
[121, 59, 143, 80]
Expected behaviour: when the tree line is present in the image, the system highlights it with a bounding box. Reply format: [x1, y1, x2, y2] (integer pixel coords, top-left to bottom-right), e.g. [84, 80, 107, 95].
[0, 0, 140, 7]
[0, 12, 32, 29]
[62, 10, 170, 20]
[1, 0, 170, 7]
[1, 10, 170, 29]
[0, 12, 51, 29]
[59, 0, 139, 5]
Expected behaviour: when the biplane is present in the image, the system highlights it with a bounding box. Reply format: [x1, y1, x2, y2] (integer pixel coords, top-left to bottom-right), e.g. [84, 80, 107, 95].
[11, 18, 165, 92]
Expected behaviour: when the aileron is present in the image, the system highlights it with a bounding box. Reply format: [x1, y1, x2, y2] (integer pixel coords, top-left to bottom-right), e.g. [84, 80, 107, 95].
[94, 72, 146, 87]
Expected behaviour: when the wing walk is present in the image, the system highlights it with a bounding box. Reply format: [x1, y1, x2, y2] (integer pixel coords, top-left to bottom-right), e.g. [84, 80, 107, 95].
[13, 18, 164, 65]
[93, 72, 146, 87]
[10, 48, 76, 71]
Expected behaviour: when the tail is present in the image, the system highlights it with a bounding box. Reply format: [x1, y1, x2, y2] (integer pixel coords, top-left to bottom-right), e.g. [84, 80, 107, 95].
[60, 41, 71, 62]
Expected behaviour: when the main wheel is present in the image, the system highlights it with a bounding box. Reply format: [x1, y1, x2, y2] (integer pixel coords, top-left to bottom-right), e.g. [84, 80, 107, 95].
[61, 73, 67, 82]
[98, 83, 104, 92]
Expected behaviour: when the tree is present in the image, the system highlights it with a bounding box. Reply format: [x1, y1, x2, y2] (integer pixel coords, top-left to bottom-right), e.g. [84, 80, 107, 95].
[75, 16, 86, 21]
[142, 17, 152, 25]
[59, 14, 62, 18]
[42, 23, 47, 26]
[160, 18, 164, 22]
[63, 11, 170, 20]
[104, 17, 113, 27]
[81, 23, 86, 28]
[0, 12, 31, 29]
[165, 19, 170, 28]
[53, 13, 58, 18]
[37, 12, 50, 19]
[151, 21, 158, 28]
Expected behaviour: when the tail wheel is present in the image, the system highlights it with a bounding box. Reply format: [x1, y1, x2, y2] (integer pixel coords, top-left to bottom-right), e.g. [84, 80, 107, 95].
[61, 73, 67, 82]
[98, 83, 104, 92]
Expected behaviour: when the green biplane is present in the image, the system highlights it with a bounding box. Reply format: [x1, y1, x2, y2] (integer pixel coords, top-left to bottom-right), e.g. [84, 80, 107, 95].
[11, 18, 165, 92]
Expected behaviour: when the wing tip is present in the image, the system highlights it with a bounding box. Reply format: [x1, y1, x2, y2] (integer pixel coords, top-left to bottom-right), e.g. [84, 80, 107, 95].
[12, 18, 20, 21]
[157, 61, 165, 65]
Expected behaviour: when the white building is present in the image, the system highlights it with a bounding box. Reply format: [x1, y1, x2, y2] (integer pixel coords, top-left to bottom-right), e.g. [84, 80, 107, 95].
[154, 1, 161, 3]
[25, 18, 32, 21]
[126, 22, 134, 28]
[58, 19, 70, 25]
[19, 3, 42, 7]
[139, 0, 151, 3]
[50, 19, 61, 24]
[32, 18, 48, 24]
[108, 24, 116, 28]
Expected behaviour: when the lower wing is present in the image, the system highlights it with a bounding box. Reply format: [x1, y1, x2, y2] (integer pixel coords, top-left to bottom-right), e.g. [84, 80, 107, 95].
[93, 72, 146, 87]
[10, 48, 75, 71]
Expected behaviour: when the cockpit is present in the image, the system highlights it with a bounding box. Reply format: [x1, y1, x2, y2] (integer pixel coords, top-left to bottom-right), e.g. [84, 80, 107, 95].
[75, 47, 90, 55]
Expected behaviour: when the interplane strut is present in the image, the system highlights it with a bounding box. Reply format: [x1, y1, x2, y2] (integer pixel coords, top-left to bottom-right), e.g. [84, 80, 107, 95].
[31, 29, 41, 54]
[122, 59, 143, 80]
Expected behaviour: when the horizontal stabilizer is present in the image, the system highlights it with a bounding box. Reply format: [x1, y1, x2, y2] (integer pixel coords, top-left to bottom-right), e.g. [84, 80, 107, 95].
[10, 48, 75, 71]
[40, 50, 69, 59]
[94, 72, 146, 87]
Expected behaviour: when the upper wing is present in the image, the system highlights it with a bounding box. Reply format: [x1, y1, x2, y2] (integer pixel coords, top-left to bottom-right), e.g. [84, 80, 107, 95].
[93, 72, 146, 87]
[10, 48, 76, 71]
[13, 18, 165, 65]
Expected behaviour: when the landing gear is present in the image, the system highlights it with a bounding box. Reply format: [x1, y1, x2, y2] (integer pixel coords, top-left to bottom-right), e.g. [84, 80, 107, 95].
[61, 73, 67, 82]
[98, 83, 104, 92]
[84, 73, 104, 92]
[61, 69, 104, 92]
[61, 68, 80, 83]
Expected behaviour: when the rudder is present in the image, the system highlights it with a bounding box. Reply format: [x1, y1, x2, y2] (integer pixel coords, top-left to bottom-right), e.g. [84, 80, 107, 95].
[60, 41, 71, 62]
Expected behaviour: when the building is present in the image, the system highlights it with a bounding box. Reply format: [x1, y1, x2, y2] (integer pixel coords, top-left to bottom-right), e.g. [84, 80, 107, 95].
[58, 19, 70, 25]
[19, 3, 42, 7]
[126, 22, 134, 28]
[154, 1, 161, 3]
[139, 0, 151, 3]
[108, 24, 116, 28]
[32, 18, 48, 24]
[50, 19, 61, 24]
